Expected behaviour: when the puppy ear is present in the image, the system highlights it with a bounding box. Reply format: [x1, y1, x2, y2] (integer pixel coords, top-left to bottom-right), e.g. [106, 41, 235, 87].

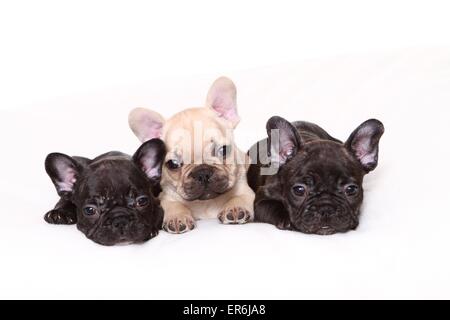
[206, 76, 240, 127]
[45, 153, 82, 196]
[345, 119, 385, 172]
[266, 116, 303, 165]
[128, 108, 165, 142]
[133, 138, 167, 181]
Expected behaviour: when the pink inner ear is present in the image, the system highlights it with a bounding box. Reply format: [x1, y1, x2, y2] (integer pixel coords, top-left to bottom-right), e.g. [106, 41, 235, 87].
[207, 78, 239, 125]
[136, 118, 163, 142]
[211, 96, 239, 124]
[359, 152, 376, 166]
[129, 108, 165, 142]
[55, 165, 77, 192]
[273, 141, 295, 165]
[353, 132, 376, 166]
[212, 99, 238, 121]
[145, 121, 163, 140]
[144, 166, 159, 179]
[355, 142, 377, 165]
[281, 142, 295, 158]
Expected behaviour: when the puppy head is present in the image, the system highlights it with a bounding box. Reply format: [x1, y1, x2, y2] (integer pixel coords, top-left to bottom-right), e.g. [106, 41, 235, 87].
[258, 117, 384, 235]
[129, 77, 245, 201]
[45, 139, 166, 246]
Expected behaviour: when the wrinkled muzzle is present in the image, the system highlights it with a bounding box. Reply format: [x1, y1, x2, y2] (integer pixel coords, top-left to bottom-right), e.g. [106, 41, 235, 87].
[83, 208, 157, 246]
[291, 197, 359, 235]
[182, 164, 230, 201]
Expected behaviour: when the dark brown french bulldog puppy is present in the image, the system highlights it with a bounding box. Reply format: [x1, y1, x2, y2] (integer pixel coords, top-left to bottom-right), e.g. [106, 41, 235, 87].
[44, 139, 166, 245]
[247, 116, 384, 235]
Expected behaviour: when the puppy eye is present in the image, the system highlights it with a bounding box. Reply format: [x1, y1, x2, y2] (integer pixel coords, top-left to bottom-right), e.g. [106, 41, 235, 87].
[216, 145, 230, 159]
[166, 159, 182, 170]
[292, 184, 307, 197]
[136, 196, 150, 208]
[344, 184, 359, 196]
[83, 206, 98, 216]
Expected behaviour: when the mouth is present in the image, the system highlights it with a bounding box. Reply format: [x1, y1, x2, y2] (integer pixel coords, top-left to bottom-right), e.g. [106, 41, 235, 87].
[197, 191, 221, 201]
[115, 239, 135, 246]
[183, 185, 229, 201]
[183, 192, 221, 201]
[87, 221, 156, 246]
[92, 234, 150, 246]
[297, 205, 358, 235]
[315, 226, 337, 236]
[294, 221, 341, 235]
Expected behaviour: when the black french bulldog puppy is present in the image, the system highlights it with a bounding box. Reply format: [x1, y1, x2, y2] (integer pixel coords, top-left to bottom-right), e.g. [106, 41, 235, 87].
[44, 139, 166, 246]
[247, 116, 384, 235]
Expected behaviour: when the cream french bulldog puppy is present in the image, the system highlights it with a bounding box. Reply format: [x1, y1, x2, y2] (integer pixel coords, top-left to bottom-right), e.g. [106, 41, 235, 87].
[129, 77, 255, 234]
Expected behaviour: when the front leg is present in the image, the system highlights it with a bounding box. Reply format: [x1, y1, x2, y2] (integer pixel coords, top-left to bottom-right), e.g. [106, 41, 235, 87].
[218, 193, 255, 225]
[254, 193, 291, 230]
[161, 200, 196, 234]
[44, 198, 77, 225]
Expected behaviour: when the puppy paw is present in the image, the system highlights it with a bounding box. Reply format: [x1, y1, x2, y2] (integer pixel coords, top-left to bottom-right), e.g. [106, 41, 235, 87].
[44, 209, 77, 225]
[276, 220, 292, 230]
[162, 215, 196, 234]
[142, 229, 160, 242]
[218, 207, 252, 225]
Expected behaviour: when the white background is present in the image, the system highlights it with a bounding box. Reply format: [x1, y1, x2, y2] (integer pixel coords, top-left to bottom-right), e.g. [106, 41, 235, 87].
[1, 0, 450, 299]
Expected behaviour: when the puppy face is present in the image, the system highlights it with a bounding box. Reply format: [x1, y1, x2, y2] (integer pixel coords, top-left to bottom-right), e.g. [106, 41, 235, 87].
[74, 159, 161, 245]
[273, 142, 365, 235]
[45, 140, 166, 245]
[253, 117, 384, 235]
[129, 77, 245, 202]
[161, 109, 240, 201]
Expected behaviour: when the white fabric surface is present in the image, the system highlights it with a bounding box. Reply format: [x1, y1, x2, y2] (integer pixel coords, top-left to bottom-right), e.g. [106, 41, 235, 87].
[1, 48, 449, 299]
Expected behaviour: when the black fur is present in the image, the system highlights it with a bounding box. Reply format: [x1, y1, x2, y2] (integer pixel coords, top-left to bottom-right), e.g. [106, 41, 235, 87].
[44, 139, 166, 246]
[248, 117, 384, 235]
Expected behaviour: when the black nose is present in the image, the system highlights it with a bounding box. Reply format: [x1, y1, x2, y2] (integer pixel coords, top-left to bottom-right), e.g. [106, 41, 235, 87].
[190, 166, 214, 185]
[111, 215, 131, 230]
[318, 205, 336, 216]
